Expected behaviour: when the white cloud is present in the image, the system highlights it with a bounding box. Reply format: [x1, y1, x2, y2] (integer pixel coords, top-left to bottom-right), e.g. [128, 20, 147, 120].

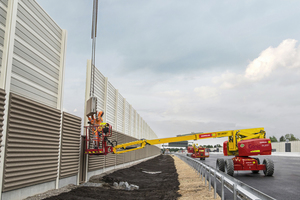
[245, 39, 300, 81]
[214, 39, 300, 89]
[194, 86, 219, 99]
[159, 90, 182, 97]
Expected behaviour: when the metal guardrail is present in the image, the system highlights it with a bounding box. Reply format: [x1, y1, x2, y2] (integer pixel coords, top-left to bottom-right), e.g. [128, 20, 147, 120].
[175, 154, 276, 200]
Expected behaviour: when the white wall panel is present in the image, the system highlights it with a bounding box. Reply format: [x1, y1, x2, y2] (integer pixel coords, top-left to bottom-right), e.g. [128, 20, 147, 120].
[85, 66, 157, 139]
[106, 82, 116, 127]
[93, 69, 105, 112]
[21, 0, 62, 39]
[0, 0, 66, 109]
[132, 109, 136, 138]
[124, 101, 130, 135]
[0, 1, 73, 197]
[0, 0, 8, 79]
[130, 107, 134, 137]
[117, 93, 124, 132]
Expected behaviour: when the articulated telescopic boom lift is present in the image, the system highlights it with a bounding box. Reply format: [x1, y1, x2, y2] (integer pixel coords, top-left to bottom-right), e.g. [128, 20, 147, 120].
[84, 0, 273, 178]
[187, 144, 209, 160]
[84, 114, 274, 176]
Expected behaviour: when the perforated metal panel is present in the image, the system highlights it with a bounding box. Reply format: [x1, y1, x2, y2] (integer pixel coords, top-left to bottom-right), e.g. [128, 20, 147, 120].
[3, 93, 61, 192]
[0, 89, 5, 159]
[59, 112, 81, 178]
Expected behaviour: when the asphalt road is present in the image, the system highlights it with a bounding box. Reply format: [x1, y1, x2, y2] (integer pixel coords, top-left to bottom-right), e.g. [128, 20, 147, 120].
[198, 154, 300, 200]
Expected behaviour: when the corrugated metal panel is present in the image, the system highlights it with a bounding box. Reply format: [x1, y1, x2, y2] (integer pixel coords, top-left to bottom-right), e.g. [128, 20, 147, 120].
[0, 6, 7, 27]
[124, 102, 130, 135]
[3, 93, 61, 192]
[21, 0, 62, 39]
[129, 136, 136, 162]
[0, 49, 3, 71]
[136, 114, 140, 139]
[106, 82, 116, 127]
[59, 112, 81, 179]
[16, 2, 61, 51]
[0, 89, 5, 159]
[94, 68, 105, 112]
[117, 93, 124, 132]
[0, 27, 5, 47]
[124, 136, 135, 163]
[15, 21, 60, 65]
[105, 153, 116, 168]
[13, 40, 59, 79]
[0, 1, 6, 73]
[116, 131, 125, 165]
[1, 0, 8, 8]
[105, 130, 117, 167]
[7, 0, 65, 109]
[132, 110, 138, 138]
[88, 154, 104, 172]
[130, 108, 134, 138]
[116, 153, 124, 165]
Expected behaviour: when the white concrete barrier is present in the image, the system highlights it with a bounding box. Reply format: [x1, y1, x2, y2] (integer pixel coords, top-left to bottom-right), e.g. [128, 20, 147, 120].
[271, 152, 300, 157]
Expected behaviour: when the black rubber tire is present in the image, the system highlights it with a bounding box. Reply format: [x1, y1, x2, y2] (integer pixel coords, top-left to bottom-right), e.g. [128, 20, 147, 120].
[202, 157, 205, 161]
[216, 158, 225, 172]
[252, 157, 260, 174]
[263, 158, 274, 176]
[225, 159, 234, 176]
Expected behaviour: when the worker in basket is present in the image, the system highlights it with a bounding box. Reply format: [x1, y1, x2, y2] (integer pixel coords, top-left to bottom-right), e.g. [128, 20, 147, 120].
[88, 111, 104, 149]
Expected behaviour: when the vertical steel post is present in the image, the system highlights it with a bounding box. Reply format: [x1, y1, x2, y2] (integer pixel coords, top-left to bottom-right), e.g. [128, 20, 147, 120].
[201, 166, 203, 181]
[209, 168, 211, 191]
[205, 168, 207, 186]
[192, 161, 194, 171]
[214, 170, 217, 199]
[233, 183, 237, 200]
[221, 176, 224, 200]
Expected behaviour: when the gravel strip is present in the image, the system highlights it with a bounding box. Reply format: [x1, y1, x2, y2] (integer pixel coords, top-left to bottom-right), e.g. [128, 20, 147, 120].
[173, 156, 221, 200]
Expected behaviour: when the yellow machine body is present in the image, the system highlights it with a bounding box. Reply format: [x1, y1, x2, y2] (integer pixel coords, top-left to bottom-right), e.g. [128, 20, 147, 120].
[113, 127, 266, 155]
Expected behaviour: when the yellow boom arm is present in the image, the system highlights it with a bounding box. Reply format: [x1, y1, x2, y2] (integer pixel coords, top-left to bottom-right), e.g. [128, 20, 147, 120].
[113, 127, 266, 154]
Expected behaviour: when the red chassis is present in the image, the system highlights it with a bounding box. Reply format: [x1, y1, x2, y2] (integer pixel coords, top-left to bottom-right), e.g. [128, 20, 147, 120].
[84, 124, 115, 155]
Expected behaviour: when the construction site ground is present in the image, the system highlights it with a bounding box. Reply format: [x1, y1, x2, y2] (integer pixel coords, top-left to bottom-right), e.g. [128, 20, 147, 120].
[26, 155, 220, 200]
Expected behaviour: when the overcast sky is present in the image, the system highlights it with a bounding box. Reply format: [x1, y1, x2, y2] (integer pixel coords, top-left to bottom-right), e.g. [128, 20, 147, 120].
[38, 0, 300, 145]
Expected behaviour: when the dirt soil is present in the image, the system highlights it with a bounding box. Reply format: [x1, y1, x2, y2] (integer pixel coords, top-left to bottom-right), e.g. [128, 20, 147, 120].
[44, 155, 180, 200]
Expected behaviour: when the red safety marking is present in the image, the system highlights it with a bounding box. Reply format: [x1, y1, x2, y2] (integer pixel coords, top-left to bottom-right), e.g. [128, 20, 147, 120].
[199, 133, 212, 138]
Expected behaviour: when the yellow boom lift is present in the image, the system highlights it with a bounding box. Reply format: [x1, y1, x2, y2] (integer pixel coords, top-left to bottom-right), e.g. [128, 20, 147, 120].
[84, 112, 274, 176]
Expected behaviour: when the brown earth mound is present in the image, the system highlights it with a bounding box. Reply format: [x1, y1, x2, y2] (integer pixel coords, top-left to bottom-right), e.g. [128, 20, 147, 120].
[45, 155, 180, 200]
